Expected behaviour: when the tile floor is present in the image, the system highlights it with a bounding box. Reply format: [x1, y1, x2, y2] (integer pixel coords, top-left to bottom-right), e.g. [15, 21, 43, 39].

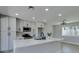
[61, 42, 79, 53]
[15, 42, 79, 53]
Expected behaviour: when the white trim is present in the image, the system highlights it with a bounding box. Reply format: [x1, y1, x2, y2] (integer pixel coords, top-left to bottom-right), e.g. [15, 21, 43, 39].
[61, 41, 79, 46]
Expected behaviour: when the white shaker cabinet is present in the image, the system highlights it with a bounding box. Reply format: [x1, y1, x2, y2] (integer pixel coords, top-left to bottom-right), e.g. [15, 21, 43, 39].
[8, 17, 16, 32]
[0, 16, 9, 51]
[8, 17, 16, 50]
[0, 15, 16, 52]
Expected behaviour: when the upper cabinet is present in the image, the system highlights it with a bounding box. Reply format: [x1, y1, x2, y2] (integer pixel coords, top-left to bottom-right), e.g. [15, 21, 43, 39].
[8, 17, 16, 32]
[1, 16, 16, 32]
[37, 22, 45, 28]
[1, 16, 8, 32]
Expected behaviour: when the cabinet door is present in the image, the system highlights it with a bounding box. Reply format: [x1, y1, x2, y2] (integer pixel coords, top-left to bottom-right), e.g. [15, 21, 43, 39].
[0, 16, 9, 51]
[8, 32, 16, 50]
[1, 16, 16, 51]
[8, 17, 16, 32]
[8, 17, 16, 50]
[1, 31, 9, 51]
[1, 16, 8, 32]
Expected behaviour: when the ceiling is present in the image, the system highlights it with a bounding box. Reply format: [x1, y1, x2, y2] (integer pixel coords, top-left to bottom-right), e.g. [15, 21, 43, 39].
[0, 6, 79, 25]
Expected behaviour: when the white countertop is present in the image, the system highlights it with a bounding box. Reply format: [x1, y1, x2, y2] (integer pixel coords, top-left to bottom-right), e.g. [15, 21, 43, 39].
[14, 38, 63, 48]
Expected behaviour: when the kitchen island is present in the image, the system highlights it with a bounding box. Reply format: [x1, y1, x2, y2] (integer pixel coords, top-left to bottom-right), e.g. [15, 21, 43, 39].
[15, 38, 63, 53]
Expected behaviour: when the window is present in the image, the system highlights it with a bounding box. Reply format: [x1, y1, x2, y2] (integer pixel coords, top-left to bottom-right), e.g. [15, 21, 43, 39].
[62, 25, 79, 36]
[75, 26, 79, 35]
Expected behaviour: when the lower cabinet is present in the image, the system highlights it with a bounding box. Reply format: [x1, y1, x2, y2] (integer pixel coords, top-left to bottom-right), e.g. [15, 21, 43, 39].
[1, 31, 9, 51]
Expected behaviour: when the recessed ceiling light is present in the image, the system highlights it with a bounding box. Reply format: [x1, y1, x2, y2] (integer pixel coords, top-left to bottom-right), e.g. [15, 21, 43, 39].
[43, 19, 47, 22]
[58, 13, 62, 16]
[45, 8, 49, 11]
[16, 13, 19, 16]
[32, 17, 35, 19]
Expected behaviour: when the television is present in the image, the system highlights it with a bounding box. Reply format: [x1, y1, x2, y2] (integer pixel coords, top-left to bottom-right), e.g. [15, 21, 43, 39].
[23, 27, 31, 32]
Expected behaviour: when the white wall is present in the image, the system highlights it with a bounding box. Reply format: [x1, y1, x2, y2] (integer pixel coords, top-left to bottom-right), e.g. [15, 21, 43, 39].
[45, 23, 53, 32]
[53, 25, 62, 38]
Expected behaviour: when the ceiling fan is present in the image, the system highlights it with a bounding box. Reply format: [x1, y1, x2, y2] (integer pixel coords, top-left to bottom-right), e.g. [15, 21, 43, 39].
[58, 13, 67, 25]
[60, 19, 67, 25]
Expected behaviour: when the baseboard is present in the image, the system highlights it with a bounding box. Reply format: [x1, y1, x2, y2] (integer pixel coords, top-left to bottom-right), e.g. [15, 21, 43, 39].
[61, 41, 79, 46]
